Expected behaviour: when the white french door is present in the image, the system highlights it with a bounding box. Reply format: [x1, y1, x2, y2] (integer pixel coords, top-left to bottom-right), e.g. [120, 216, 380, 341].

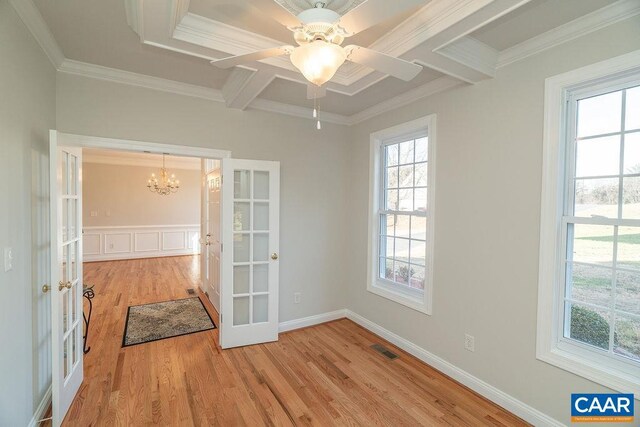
[50, 132, 84, 426]
[220, 159, 280, 349]
[203, 165, 221, 312]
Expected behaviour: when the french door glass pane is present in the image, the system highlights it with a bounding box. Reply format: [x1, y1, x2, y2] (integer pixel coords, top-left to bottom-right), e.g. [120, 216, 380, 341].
[234, 170, 250, 199]
[577, 91, 622, 137]
[567, 262, 612, 308]
[254, 171, 269, 199]
[615, 271, 640, 316]
[575, 136, 620, 177]
[62, 152, 68, 195]
[625, 86, 640, 131]
[233, 265, 250, 294]
[253, 234, 269, 262]
[570, 224, 615, 266]
[62, 244, 68, 283]
[254, 202, 269, 231]
[614, 315, 640, 361]
[233, 234, 250, 262]
[233, 297, 250, 326]
[574, 178, 619, 218]
[70, 199, 78, 239]
[69, 154, 77, 196]
[63, 337, 69, 379]
[234, 202, 250, 231]
[62, 286, 69, 333]
[253, 264, 269, 293]
[567, 302, 611, 350]
[62, 199, 68, 241]
[253, 295, 268, 323]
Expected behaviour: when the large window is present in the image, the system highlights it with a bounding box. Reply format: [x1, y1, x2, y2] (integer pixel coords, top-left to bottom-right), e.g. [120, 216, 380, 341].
[538, 52, 640, 395]
[368, 116, 435, 314]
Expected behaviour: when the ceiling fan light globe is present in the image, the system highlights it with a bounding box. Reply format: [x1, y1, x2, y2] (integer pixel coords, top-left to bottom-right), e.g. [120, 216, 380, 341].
[290, 41, 346, 86]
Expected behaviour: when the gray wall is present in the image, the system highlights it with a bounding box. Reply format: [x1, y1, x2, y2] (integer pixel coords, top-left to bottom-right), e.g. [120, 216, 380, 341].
[346, 16, 640, 425]
[0, 1, 56, 425]
[83, 162, 201, 227]
[56, 73, 352, 323]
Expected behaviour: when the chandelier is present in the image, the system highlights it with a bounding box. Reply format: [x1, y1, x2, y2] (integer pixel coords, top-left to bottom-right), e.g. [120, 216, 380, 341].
[147, 154, 180, 195]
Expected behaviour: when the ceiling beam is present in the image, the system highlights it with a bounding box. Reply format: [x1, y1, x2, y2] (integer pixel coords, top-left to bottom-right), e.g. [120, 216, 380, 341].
[222, 69, 276, 110]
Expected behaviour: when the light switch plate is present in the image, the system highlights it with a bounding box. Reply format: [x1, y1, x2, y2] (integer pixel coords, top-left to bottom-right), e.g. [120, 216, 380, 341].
[4, 247, 13, 272]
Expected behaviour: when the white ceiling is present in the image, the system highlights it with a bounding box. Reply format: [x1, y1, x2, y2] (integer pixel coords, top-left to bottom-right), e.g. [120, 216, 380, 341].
[31, 0, 633, 119]
[83, 148, 202, 170]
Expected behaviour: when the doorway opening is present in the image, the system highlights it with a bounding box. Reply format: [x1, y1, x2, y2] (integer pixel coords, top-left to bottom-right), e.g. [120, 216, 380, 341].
[49, 131, 280, 426]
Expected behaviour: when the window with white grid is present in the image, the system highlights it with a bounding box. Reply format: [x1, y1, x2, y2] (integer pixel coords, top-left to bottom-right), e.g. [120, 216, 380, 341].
[561, 80, 640, 367]
[368, 116, 435, 314]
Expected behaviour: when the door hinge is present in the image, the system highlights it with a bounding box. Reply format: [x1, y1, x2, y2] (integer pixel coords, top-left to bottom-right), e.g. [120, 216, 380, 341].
[220, 243, 223, 252]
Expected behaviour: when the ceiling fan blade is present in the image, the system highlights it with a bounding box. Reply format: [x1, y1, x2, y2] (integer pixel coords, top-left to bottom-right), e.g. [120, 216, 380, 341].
[210, 46, 293, 69]
[307, 84, 327, 100]
[339, 0, 426, 35]
[345, 46, 422, 81]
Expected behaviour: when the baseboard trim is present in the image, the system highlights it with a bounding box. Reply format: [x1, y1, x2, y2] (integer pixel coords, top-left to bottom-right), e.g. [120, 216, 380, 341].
[344, 310, 563, 427]
[278, 309, 347, 333]
[28, 385, 52, 427]
[84, 250, 200, 262]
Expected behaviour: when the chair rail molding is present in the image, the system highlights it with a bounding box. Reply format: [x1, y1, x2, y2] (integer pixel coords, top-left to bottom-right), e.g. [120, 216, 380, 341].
[83, 224, 200, 262]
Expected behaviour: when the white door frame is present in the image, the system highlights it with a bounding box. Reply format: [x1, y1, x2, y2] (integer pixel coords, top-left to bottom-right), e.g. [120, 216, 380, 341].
[50, 131, 230, 423]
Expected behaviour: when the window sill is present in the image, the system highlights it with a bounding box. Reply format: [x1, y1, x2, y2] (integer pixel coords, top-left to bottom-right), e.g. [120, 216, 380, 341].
[367, 280, 431, 315]
[537, 345, 640, 396]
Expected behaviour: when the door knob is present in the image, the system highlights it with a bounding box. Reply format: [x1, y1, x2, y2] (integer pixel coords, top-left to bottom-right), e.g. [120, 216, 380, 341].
[42, 284, 50, 293]
[271, 253, 279, 260]
[58, 281, 72, 291]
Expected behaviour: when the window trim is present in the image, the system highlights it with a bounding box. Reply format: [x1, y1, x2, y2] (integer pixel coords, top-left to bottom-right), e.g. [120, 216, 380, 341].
[367, 115, 436, 315]
[538, 49, 640, 396]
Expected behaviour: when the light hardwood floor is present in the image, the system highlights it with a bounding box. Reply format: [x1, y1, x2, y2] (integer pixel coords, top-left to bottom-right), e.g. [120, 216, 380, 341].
[60, 255, 528, 426]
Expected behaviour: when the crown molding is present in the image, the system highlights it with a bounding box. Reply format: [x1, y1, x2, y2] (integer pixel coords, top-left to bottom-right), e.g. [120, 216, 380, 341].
[58, 59, 226, 102]
[497, 0, 640, 69]
[9, 0, 64, 69]
[348, 76, 463, 125]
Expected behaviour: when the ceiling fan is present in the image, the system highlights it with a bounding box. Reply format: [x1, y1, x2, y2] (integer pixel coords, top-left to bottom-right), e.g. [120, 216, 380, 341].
[210, 0, 425, 89]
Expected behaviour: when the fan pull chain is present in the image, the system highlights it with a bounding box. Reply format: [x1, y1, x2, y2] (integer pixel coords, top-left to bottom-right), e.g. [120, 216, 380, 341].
[313, 94, 321, 130]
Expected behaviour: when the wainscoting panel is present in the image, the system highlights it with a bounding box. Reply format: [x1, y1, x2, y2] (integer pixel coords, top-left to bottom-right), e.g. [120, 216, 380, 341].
[84, 225, 200, 262]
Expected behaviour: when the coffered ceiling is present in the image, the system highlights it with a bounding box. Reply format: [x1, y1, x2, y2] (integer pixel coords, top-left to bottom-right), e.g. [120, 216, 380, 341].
[28, 0, 637, 124]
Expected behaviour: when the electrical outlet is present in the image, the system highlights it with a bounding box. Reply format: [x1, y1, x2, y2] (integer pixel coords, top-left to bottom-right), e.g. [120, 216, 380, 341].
[90, 210, 98, 217]
[294, 292, 301, 304]
[464, 334, 475, 352]
[109, 243, 114, 250]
